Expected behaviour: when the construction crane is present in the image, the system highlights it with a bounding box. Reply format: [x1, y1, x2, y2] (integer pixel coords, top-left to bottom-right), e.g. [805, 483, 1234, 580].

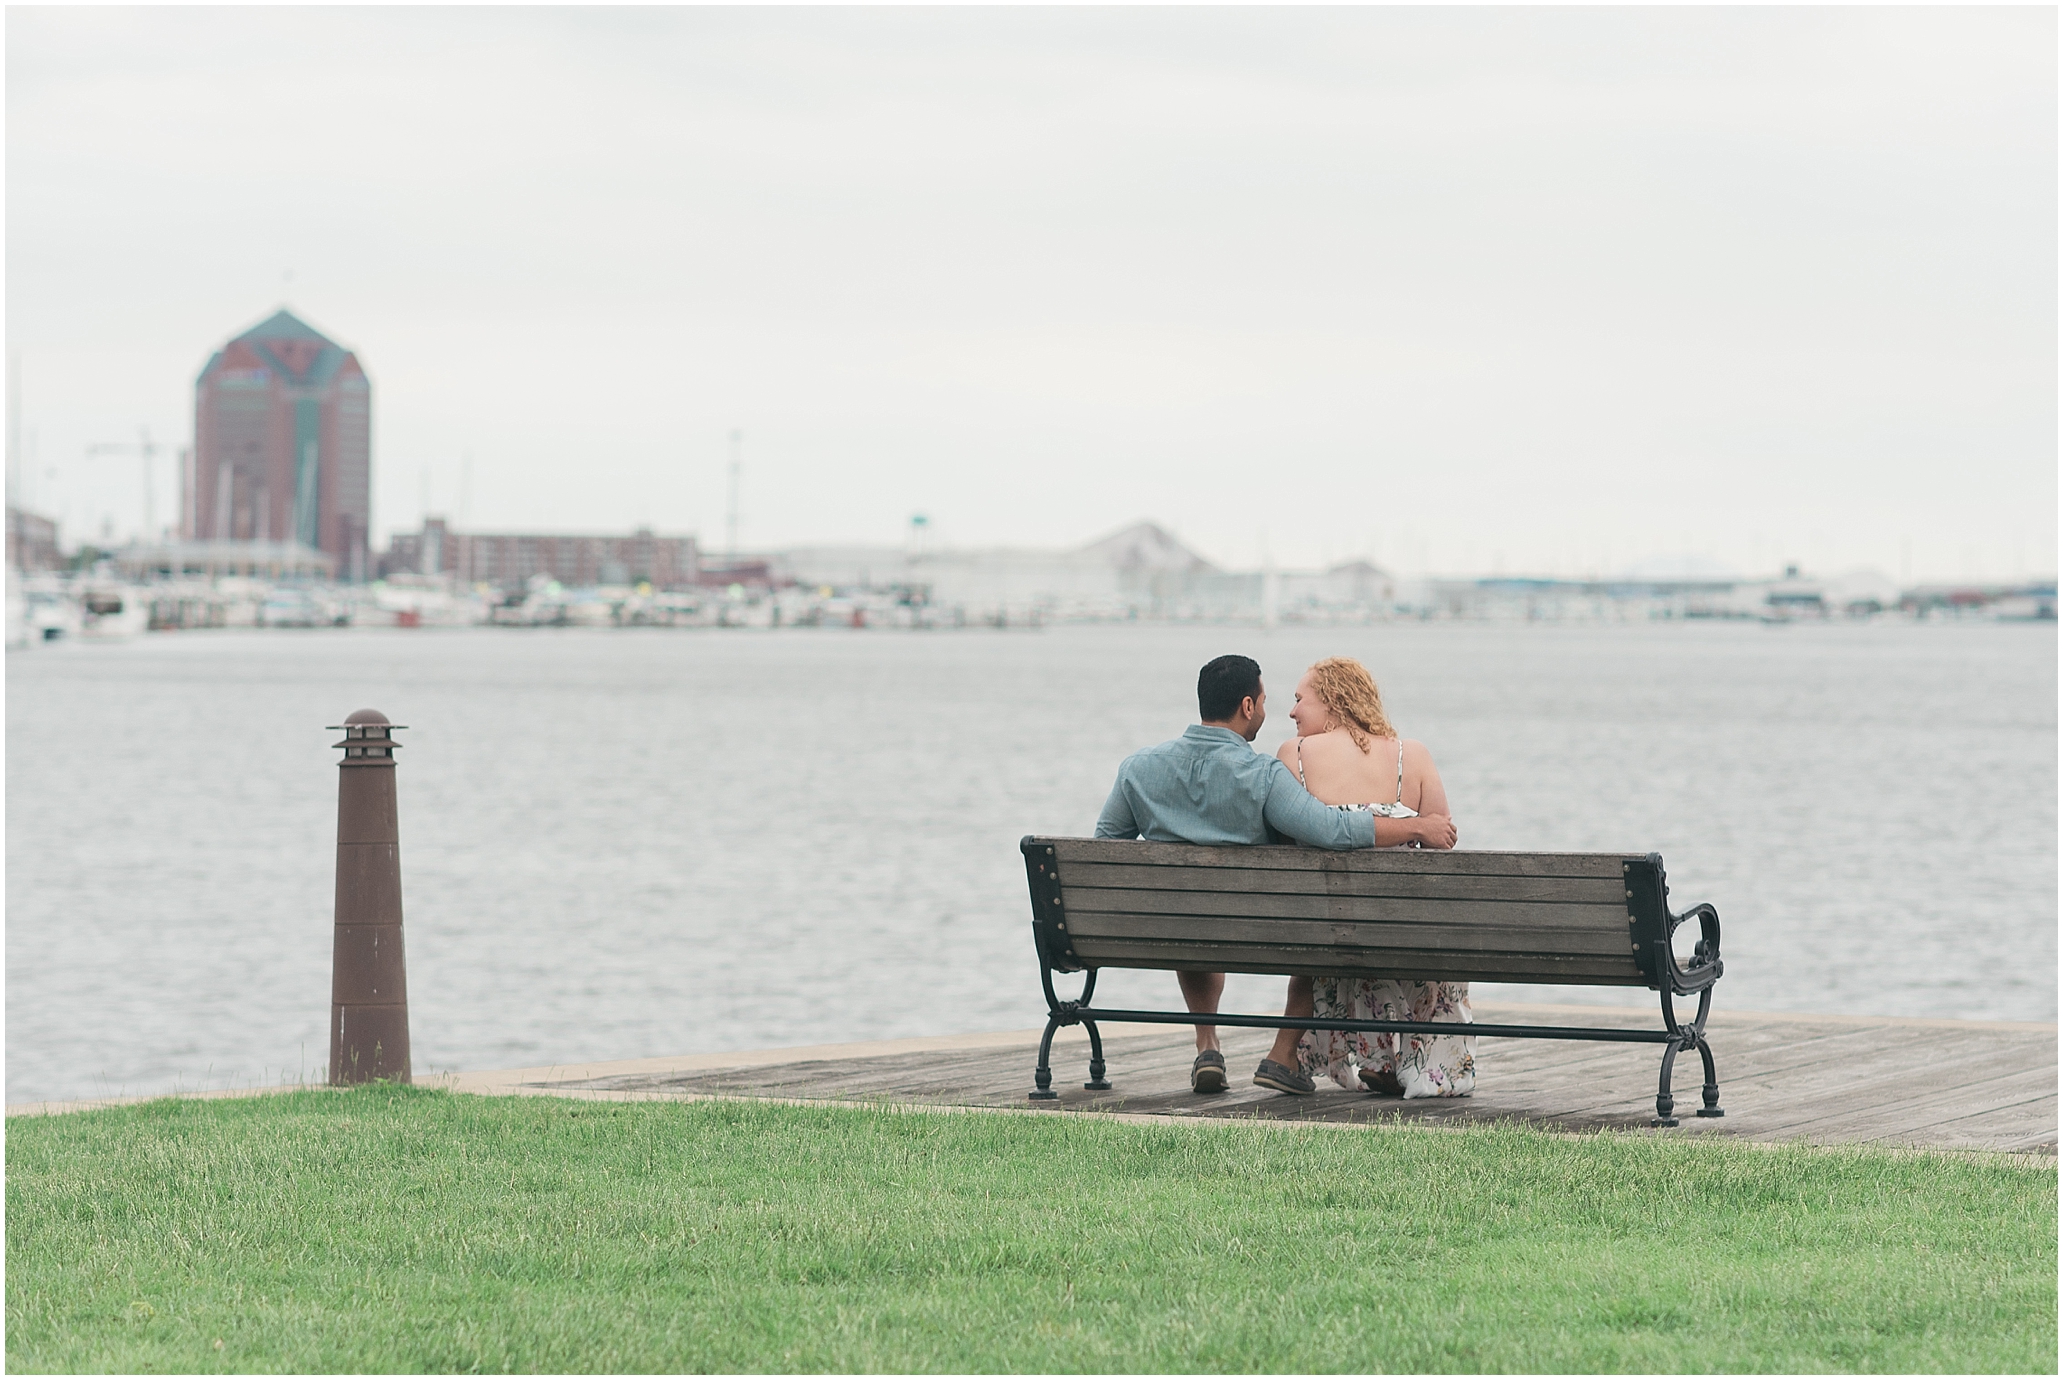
[86, 426, 165, 541]
[726, 429, 742, 562]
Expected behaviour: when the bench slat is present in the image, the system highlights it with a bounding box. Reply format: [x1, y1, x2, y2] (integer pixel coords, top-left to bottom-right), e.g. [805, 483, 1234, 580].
[1061, 861, 1630, 905]
[1061, 885, 1633, 932]
[1048, 838, 1636, 879]
[1067, 935, 1649, 983]
[1063, 910, 1640, 958]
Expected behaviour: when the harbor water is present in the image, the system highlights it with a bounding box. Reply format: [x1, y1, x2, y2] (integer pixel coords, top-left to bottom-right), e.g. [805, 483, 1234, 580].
[7, 620, 2056, 1105]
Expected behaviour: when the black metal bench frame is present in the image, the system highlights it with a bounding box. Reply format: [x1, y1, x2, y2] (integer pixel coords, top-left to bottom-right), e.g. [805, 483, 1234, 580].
[1020, 836, 1727, 1126]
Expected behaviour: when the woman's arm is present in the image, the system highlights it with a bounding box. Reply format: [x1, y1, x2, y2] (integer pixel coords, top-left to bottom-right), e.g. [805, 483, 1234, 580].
[1409, 741, 1455, 848]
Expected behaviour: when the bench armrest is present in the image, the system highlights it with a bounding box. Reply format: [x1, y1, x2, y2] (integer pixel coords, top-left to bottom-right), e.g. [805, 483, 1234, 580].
[1657, 902, 1723, 995]
[1625, 855, 1724, 996]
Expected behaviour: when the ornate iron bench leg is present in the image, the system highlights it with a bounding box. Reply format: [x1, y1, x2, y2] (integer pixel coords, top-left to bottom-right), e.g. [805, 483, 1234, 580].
[1029, 1015, 1061, 1100]
[1083, 1019, 1111, 1091]
[1695, 1036, 1724, 1117]
[1653, 1039, 1681, 1127]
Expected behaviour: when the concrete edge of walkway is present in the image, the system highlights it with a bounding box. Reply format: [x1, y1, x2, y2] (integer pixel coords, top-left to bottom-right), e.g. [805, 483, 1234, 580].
[9, 1074, 2053, 1168]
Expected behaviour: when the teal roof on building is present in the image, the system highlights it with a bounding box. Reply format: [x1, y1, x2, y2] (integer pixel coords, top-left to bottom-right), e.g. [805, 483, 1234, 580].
[214, 307, 356, 386]
[235, 308, 336, 347]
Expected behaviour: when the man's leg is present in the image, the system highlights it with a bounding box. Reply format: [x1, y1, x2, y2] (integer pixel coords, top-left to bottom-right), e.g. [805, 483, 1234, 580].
[1254, 975, 1318, 1094]
[1177, 970, 1228, 1093]
[1177, 969, 1224, 1050]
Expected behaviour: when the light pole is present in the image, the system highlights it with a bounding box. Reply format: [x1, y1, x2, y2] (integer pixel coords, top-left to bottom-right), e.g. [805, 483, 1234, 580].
[726, 429, 742, 564]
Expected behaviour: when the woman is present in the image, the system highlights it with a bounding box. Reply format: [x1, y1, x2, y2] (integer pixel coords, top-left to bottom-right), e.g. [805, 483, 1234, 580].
[1275, 656, 1476, 1098]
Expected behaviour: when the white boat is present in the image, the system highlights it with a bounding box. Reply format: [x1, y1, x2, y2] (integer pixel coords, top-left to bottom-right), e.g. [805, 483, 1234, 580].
[258, 589, 329, 628]
[23, 578, 79, 642]
[78, 585, 149, 641]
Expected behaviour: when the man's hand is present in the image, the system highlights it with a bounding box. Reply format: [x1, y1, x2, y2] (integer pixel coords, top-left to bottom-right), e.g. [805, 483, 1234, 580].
[1371, 813, 1457, 849]
[1413, 814, 1457, 849]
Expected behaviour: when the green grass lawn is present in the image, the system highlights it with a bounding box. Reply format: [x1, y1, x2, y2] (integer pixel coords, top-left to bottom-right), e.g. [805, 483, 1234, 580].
[6, 1086, 2054, 1373]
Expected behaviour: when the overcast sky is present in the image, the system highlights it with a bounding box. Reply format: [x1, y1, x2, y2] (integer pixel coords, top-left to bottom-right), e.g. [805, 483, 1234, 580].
[7, 6, 2055, 579]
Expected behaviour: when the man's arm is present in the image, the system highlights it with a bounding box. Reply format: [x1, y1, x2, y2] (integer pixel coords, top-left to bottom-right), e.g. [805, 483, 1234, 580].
[1261, 761, 1375, 849]
[1094, 770, 1141, 839]
[1261, 760, 1457, 850]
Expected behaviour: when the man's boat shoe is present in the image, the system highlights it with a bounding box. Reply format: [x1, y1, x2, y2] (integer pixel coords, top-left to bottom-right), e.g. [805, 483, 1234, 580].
[1358, 1066, 1405, 1097]
[1253, 1059, 1316, 1095]
[1190, 1049, 1228, 1094]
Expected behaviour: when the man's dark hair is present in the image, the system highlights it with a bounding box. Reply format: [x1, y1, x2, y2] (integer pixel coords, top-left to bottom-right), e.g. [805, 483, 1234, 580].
[1197, 654, 1263, 722]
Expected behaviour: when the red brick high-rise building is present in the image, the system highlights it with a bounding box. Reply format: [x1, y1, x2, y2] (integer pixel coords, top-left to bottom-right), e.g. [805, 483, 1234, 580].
[188, 310, 372, 579]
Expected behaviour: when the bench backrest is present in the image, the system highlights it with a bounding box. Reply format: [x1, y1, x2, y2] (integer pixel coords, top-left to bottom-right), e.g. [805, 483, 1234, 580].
[1022, 837, 1677, 989]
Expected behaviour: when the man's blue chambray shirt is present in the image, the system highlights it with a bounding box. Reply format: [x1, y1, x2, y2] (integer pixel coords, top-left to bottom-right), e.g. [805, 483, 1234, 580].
[1093, 724, 1375, 850]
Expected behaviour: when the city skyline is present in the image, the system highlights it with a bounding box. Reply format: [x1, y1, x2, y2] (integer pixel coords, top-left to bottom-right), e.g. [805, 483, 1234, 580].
[6, 7, 2055, 582]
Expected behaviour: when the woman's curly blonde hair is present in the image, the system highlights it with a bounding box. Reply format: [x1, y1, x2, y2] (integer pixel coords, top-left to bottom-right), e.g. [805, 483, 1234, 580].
[1304, 656, 1397, 751]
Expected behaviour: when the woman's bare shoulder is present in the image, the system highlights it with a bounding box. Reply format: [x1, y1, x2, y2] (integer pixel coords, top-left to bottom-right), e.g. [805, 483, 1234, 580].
[1274, 737, 1299, 765]
[1403, 737, 1438, 767]
[1303, 729, 1366, 759]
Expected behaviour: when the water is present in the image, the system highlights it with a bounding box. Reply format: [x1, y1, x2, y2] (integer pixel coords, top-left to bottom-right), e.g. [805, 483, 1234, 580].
[7, 620, 2055, 1105]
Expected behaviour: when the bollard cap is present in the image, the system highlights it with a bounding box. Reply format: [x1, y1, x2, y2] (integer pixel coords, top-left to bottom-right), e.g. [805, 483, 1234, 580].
[329, 709, 406, 762]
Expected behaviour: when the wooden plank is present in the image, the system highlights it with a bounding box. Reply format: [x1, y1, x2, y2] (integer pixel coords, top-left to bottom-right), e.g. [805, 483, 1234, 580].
[1459, 1040, 1648, 1081]
[1048, 833, 1642, 878]
[1705, 1025, 2003, 1094]
[1501, 1027, 1889, 1122]
[1044, 838, 1640, 880]
[1724, 1064, 2046, 1138]
[1758, 1066, 2060, 1143]
[1061, 862, 1632, 905]
[1912, 1098, 2060, 1153]
[1065, 935, 1649, 983]
[1863, 1089, 2061, 1144]
[1097, 1027, 1658, 1089]
[1063, 910, 1639, 959]
[1060, 886, 1634, 934]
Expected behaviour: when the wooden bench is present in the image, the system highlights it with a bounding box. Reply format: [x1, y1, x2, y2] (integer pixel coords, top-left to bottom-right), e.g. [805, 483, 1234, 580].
[1019, 836, 1726, 1125]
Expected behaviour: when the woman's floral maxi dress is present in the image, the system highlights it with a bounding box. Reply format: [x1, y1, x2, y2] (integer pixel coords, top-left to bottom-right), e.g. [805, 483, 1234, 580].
[1296, 979, 1477, 1098]
[1288, 741, 1477, 1098]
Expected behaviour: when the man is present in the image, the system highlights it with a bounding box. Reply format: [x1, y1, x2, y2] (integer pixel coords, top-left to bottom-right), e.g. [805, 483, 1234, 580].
[1095, 654, 1457, 1095]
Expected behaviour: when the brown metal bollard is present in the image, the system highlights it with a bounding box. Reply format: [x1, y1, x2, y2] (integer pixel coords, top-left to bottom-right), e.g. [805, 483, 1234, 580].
[328, 709, 411, 1084]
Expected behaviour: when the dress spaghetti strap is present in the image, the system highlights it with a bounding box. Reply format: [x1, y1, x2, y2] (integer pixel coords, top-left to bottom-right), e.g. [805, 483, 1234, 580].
[1294, 737, 1307, 787]
[1393, 738, 1406, 808]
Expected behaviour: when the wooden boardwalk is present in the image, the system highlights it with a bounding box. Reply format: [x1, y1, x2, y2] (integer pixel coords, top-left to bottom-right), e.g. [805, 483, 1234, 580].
[496, 1002, 2058, 1155]
[10, 1003, 2052, 1153]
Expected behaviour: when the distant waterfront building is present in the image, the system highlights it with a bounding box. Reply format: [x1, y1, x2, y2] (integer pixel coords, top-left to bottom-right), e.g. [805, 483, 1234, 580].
[696, 556, 775, 588]
[381, 518, 699, 590]
[116, 539, 336, 582]
[188, 310, 372, 580]
[381, 518, 453, 581]
[777, 521, 1228, 615]
[7, 507, 62, 571]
